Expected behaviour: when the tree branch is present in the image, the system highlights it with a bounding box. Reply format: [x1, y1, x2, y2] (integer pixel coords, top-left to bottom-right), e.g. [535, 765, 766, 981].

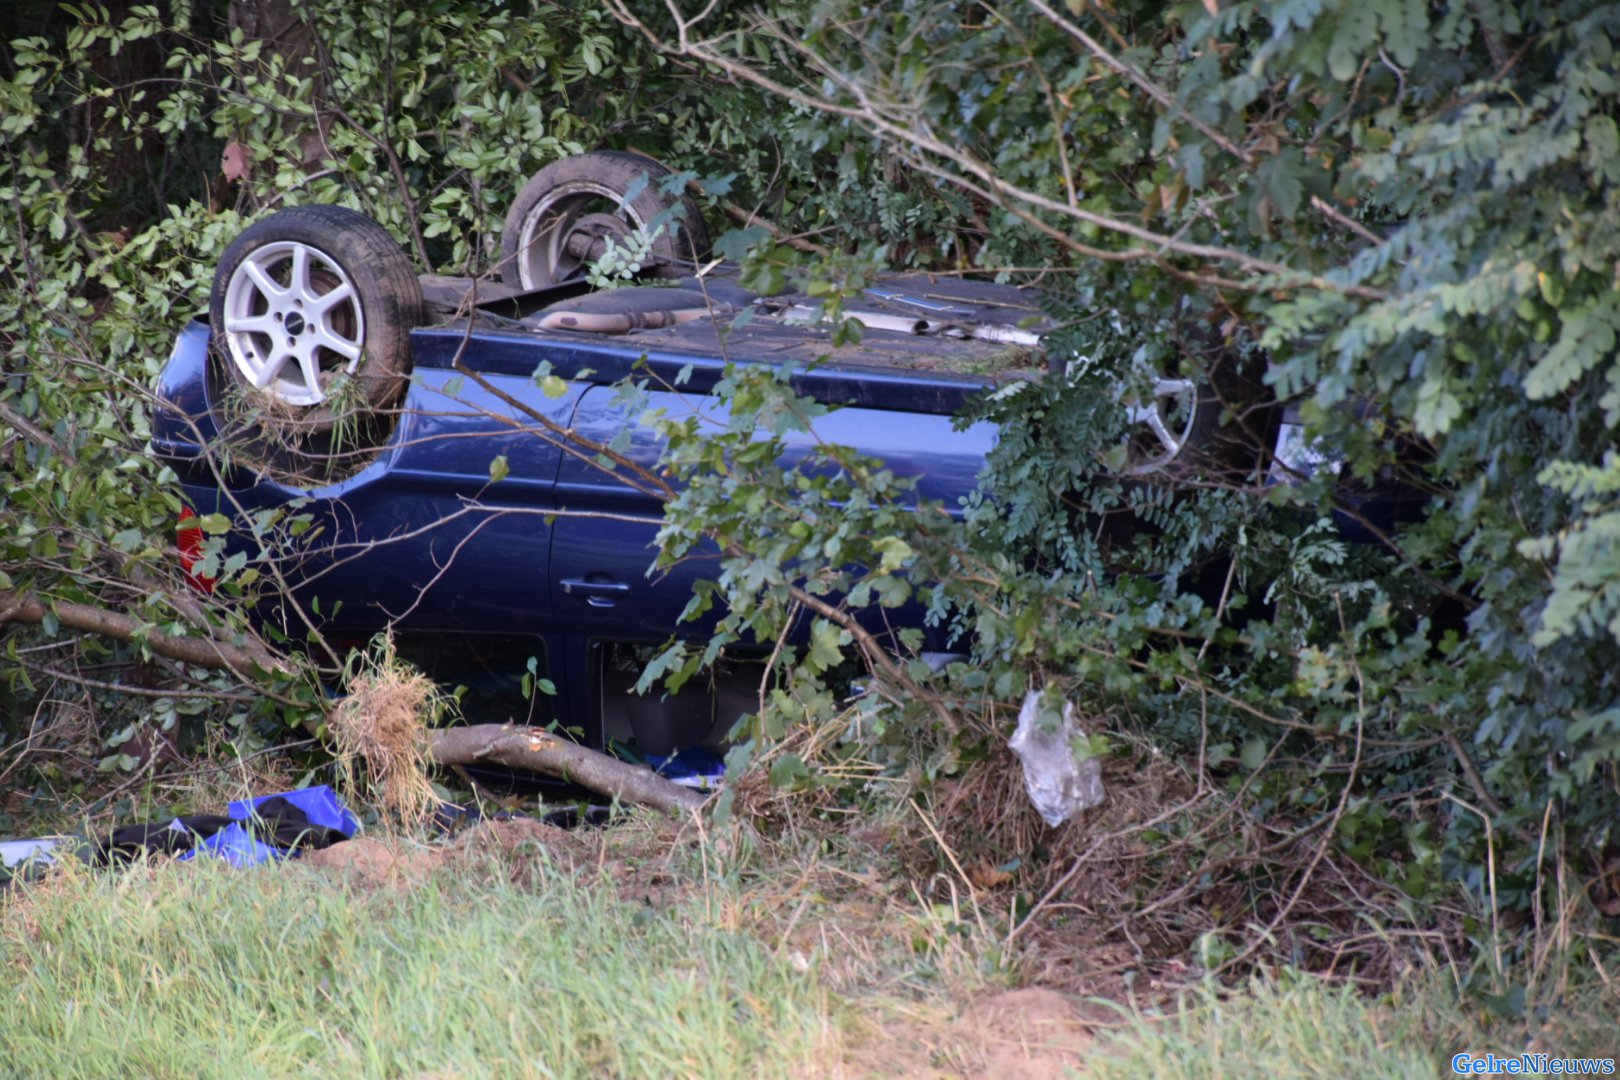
[428, 724, 707, 814]
[0, 590, 287, 677]
[605, 0, 1387, 300]
[15, 658, 258, 701]
[1020, 0, 1255, 165]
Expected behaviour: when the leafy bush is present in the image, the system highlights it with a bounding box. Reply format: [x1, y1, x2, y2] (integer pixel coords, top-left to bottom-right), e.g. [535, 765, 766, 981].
[4, 0, 1619, 986]
[0, 0, 792, 750]
[610, 0, 1620, 953]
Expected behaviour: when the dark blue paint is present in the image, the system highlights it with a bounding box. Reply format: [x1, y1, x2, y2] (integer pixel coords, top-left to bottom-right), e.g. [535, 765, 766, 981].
[151, 319, 999, 746]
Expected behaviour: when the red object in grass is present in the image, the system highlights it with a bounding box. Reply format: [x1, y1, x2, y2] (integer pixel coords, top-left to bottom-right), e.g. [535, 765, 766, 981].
[177, 506, 216, 594]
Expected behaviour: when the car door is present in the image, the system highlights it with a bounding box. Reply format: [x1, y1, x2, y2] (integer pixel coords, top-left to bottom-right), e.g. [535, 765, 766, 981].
[548, 381, 997, 642]
[201, 329, 586, 638]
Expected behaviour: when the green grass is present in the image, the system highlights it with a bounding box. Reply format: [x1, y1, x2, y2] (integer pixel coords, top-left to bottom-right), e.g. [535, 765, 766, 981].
[3, 836, 1614, 1080]
[0, 853, 830, 1080]
[1079, 969, 1617, 1080]
[1085, 975, 1443, 1079]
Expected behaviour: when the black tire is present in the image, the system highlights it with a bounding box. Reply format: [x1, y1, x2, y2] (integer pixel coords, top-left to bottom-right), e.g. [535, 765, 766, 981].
[209, 204, 423, 438]
[500, 151, 711, 290]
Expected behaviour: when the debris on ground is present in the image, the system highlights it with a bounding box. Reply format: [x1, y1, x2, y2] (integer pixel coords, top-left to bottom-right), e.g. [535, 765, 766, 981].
[961, 988, 1094, 1080]
[1008, 687, 1107, 826]
[301, 836, 439, 887]
[0, 784, 359, 883]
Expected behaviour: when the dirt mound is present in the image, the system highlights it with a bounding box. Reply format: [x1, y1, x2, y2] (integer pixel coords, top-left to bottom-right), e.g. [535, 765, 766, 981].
[299, 815, 596, 891]
[302, 837, 441, 887]
[461, 817, 586, 863]
[961, 988, 1092, 1080]
[849, 986, 1096, 1080]
[452, 816, 596, 889]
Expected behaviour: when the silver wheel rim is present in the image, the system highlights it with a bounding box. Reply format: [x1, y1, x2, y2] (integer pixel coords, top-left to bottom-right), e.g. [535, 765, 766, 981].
[1123, 377, 1198, 474]
[221, 240, 364, 407]
[515, 180, 656, 289]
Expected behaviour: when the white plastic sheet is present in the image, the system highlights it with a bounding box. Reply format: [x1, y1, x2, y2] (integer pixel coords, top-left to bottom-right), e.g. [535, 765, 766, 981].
[1008, 688, 1106, 826]
[0, 838, 61, 869]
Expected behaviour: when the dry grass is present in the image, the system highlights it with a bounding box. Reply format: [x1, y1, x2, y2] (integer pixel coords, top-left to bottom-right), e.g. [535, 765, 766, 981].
[6, 769, 1614, 1079]
[729, 698, 1458, 1000]
[931, 736, 1453, 994]
[327, 632, 446, 830]
[148, 728, 304, 816]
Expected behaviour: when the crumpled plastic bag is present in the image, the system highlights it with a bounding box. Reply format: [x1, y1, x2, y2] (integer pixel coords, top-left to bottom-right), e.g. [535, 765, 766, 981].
[1008, 688, 1106, 826]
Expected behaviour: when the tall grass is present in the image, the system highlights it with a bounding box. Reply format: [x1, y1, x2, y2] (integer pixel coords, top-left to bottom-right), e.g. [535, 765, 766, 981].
[1084, 975, 1447, 1079]
[1080, 968, 1617, 1079]
[0, 853, 829, 1080]
[3, 834, 1614, 1080]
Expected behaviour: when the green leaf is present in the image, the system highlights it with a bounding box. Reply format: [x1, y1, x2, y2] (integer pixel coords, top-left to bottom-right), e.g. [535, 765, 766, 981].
[1525, 293, 1620, 400]
[873, 536, 913, 573]
[488, 455, 509, 483]
[768, 753, 812, 790]
[1240, 737, 1267, 771]
[1070, 732, 1112, 761]
[804, 619, 845, 675]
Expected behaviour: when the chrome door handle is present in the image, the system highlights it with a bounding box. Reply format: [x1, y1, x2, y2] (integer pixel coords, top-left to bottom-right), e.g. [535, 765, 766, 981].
[561, 578, 631, 607]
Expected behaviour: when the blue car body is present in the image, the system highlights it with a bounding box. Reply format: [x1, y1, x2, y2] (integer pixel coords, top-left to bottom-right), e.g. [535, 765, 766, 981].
[152, 290, 1004, 751]
[154, 265, 1400, 758]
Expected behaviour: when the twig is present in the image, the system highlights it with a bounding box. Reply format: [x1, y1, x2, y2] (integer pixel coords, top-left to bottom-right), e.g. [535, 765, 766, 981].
[758, 600, 800, 714]
[0, 399, 69, 458]
[322, 99, 430, 268]
[604, 0, 1388, 301]
[1445, 791, 1504, 984]
[718, 199, 828, 255]
[1022, 0, 1255, 165]
[1443, 732, 1535, 848]
[15, 659, 257, 702]
[909, 798, 990, 939]
[1215, 592, 1367, 976]
[1310, 194, 1383, 246]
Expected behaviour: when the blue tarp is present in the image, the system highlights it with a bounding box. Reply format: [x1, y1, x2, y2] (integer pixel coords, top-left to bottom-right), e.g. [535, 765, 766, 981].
[180, 821, 286, 868]
[180, 785, 358, 868]
[645, 747, 726, 790]
[229, 785, 359, 837]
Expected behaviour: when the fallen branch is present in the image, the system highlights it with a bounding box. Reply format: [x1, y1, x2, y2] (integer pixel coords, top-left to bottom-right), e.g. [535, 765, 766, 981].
[15, 658, 258, 701]
[0, 589, 286, 677]
[2, 387, 293, 667]
[0, 587, 706, 816]
[428, 724, 707, 815]
[717, 198, 829, 255]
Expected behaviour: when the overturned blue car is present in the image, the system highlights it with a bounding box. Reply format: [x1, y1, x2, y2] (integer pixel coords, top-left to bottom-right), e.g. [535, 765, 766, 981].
[152, 152, 1308, 762]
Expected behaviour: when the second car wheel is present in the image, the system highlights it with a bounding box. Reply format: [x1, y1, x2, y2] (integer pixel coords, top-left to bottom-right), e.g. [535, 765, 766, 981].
[1117, 339, 1280, 481]
[500, 151, 711, 291]
[209, 204, 423, 437]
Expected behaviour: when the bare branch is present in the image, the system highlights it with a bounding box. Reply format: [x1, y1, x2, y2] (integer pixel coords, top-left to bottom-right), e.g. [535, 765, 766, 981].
[0, 590, 288, 677]
[1020, 0, 1255, 165]
[429, 724, 706, 814]
[1311, 194, 1384, 246]
[603, 1, 1387, 300]
[15, 659, 258, 702]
